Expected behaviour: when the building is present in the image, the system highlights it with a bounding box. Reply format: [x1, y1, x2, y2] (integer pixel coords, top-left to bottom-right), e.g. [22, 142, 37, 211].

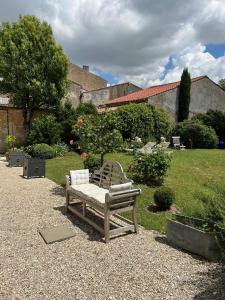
[67, 63, 108, 108]
[105, 76, 225, 121]
[81, 82, 142, 107]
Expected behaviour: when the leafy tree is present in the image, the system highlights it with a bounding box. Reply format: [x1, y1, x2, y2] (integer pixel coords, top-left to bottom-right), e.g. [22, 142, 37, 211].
[178, 68, 191, 122]
[73, 112, 123, 165]
[0, 15, 69, 135]
[218, 79, 225, 90]
[55, 99, 77, 143]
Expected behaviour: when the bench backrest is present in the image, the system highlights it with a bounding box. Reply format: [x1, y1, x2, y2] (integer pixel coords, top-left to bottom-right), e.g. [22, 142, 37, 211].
[172, 136, 180, 146]
[91, 160, 130, 189]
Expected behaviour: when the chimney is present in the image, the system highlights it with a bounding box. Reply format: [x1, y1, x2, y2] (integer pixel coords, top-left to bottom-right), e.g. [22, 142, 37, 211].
[83, 65, 89, 72]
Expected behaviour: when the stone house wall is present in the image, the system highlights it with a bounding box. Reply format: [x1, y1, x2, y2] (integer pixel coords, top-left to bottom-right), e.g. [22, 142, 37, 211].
[68, 64, 107, 91]
[82, 83, 142, 107]
[148, 77, 225, 122]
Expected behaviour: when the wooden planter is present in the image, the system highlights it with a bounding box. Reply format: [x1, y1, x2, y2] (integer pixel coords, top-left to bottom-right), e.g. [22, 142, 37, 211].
[8, 151, 25, 167]
[23, 157, 45, 178]
[166, 214, 223, 260]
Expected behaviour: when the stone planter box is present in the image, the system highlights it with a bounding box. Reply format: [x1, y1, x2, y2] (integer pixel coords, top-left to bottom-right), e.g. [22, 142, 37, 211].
[23, 157, 45, 178]
[8, 151, 25, 167]
[166, 214, 223, 261]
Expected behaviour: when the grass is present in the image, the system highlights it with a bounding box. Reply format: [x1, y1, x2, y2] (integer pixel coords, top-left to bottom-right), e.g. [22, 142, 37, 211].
[46, 149, 225, 233]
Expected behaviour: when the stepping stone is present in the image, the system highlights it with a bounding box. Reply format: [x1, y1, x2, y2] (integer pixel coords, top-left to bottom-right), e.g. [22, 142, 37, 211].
[39, 225, 76, 244]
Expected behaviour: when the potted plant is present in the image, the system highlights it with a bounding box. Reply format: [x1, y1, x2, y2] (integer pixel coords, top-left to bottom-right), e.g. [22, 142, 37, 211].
[166, 214, 225, 260]
[5, 135, 25, 167]
[23, 144, 53, 178]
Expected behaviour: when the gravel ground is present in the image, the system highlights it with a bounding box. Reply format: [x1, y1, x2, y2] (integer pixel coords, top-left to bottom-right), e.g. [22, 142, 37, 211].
[0, 160, 225, 300]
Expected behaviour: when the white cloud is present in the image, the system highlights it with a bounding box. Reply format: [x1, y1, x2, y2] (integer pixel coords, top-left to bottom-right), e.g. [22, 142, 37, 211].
[0, 0, 225, 87]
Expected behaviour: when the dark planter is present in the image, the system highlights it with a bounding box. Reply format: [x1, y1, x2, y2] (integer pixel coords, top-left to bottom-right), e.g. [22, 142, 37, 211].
[23, 157, 45, 178]
[218, 140, 225, 149]
[166, 214, 223, 261]
[8, 151, 25, 167]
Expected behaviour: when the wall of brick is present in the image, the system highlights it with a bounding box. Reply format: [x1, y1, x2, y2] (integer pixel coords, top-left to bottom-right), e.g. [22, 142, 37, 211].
[68, 63, 107, 91]
[0, 107, 46, 153]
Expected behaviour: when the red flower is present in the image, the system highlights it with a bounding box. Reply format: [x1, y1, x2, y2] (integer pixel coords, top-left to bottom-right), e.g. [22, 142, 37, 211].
[81, 152, 88, 159]
[76, 117, 83, 125]
[69, 139, 74, 145]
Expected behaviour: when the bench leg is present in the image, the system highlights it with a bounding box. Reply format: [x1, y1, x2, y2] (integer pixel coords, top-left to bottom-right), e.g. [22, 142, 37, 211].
[132, 200, 139, 234]
[104, 209, 110, 243]
[82, 202, 87, 216]
[66, 190, 70, 212]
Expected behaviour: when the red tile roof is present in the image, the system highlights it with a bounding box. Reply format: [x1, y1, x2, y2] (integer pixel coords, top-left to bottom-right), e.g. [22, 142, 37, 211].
[106, 76, 205, 106]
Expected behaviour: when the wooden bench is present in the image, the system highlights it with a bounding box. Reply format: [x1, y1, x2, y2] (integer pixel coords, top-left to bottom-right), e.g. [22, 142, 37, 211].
[65, 161, 141, 243]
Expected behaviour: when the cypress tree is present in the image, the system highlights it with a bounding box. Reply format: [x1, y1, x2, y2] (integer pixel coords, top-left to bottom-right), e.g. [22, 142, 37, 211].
[178, 68, 191, 122]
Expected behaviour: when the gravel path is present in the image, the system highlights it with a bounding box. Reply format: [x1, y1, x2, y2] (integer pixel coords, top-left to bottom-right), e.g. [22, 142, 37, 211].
[0, 160, 224, 300]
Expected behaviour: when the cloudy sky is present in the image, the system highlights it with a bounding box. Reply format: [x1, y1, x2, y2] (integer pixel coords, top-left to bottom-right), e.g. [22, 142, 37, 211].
[1, 0, 225, 87]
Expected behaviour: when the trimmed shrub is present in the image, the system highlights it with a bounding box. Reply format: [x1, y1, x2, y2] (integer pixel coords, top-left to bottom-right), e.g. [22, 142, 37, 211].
[83, 153, 101, 173]
[26, 143, 55, 159]
[192, 109, 225, 141]
[154, 187, 175, 210]
[52, 143, 68, 157]
[175, 119, 218, 148]
[28, 115, 62, 145]
[114, 103, 154, 141]
[75, 102, 97, 116]
[128, 150, 171, 186]
[147, 104, 172, 140]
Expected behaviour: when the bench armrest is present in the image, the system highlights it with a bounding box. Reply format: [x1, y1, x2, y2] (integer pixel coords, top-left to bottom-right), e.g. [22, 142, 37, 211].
[105, 188, 141, 203]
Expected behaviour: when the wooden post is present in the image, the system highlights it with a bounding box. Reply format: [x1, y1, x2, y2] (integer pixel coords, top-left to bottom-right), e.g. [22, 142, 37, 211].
[132, 198, 139, 234]
[104, 203, 110, 243]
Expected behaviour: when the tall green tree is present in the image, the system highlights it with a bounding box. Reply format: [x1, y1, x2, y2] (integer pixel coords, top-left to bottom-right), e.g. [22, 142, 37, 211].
[0, 15, 69, 134]
[178, 68, 191, 122]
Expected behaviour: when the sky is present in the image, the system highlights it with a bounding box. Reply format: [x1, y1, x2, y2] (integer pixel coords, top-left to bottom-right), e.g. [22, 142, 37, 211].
[0, 0, 225, 87]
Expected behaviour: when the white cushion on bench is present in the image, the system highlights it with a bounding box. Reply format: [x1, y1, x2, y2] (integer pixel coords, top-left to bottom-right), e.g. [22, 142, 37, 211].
[70, 169, 89, 185]
[109, 182, 132, 193]
[69, 183, 108, 207]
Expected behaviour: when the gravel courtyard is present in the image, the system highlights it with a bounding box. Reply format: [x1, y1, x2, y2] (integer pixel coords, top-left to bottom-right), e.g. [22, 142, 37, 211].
[0, 160, 224, 300]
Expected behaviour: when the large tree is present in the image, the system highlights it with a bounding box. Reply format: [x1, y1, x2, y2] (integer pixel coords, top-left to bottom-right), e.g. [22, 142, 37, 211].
[178, 68, 191, 122]
[0, 15, 69, 134]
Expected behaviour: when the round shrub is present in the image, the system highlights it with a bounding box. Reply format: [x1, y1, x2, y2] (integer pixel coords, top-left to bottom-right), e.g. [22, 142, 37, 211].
[28, 115, 62, 145]
[128, 150, 171, 186]
[154, 187, 175, 210]
[192, 109, 225, 141]
[51, 143, 68, 157]
[175, 119, 218, 148]
[26, 143, 55, 159]
[114, 103, 154, 141]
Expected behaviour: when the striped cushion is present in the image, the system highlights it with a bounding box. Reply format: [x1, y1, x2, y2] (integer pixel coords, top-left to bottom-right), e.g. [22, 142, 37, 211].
[70, 169, 89, 185]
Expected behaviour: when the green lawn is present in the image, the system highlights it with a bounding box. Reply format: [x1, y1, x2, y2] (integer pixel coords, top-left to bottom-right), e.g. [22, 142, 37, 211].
[46, 150, 225, 233]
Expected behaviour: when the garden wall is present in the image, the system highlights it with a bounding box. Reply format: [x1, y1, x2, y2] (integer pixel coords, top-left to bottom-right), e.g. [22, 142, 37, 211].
[0, 107, 46, 153]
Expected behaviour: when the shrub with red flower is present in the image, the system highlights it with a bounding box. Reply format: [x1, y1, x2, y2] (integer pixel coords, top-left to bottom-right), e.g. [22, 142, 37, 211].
[76, 117, 84, 125]
[81, 152, 88, 159]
